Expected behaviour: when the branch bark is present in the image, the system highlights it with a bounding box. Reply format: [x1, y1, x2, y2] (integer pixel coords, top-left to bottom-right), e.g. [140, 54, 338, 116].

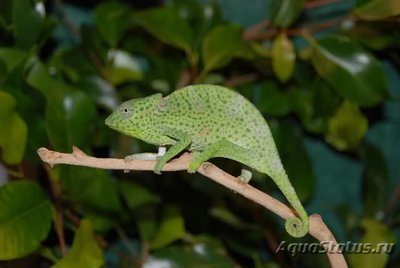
[37, 146, 348, 268]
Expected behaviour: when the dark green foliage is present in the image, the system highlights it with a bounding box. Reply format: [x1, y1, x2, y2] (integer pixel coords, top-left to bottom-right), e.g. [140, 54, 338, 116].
[0, 0, 399, 267]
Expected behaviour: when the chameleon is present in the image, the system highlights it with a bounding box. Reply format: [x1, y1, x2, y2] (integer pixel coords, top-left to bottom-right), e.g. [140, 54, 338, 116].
[105, 84, 309, 238]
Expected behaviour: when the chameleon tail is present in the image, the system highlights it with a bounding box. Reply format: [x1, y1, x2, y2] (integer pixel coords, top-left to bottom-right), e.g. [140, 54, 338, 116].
[272, 171, 309, 238]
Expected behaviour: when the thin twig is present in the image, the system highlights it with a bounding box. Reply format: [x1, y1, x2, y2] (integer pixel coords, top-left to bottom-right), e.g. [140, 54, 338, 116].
[37, 146, 348, 268]
[262, 227, 291, 268]
[54, 0, 111, 81]
[54, 0, 80, 39]
[176, 70, 192, 88]
[385, 182, 400, 214]
[43, 164, 67, 256]
[5, 168, 24, 178]
[243, 29, 278, 41]
[243, 0, 345, 40]
[224, 73, 259, 87]
[115, 225, 138, 259]
[243, 19, 271, 40]
[305, 0, 343, 9]
[286, 17, 345, 36]
[244, 16, 345, 41]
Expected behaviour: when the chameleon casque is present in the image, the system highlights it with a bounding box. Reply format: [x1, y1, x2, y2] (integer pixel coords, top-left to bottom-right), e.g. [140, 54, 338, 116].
[105, 84, 309, 237]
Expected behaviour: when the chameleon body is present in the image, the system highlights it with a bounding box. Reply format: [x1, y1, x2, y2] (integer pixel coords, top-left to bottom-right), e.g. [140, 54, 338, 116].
[105, 84, 309, 237]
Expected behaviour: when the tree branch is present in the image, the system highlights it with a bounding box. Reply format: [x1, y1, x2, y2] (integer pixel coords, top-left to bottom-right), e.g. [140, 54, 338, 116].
[243, 16, 345, 41]
[37, 146, 348, 268]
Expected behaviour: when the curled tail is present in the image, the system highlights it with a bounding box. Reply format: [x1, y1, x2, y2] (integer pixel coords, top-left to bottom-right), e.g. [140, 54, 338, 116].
[270, 169, 309, 237]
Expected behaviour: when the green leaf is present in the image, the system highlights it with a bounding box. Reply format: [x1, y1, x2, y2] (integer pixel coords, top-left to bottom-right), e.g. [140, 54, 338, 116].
[136, 206, 158, 242]
[85, 212, 116, 233]
[151, 206, 185, 249]
[49, 46, 97, 82]
[26, 61, 53, 97]
[355, 0, 400, 20]
[45, 86, 97, 152]
[326, 101, 368, 151]
[311, 35, 388, 107]
[272, 33, 295, 82]
[312, 79, 341, 117]
[361, 143, 388, 217]
[0, 60, 6, 81]
[53, 219, 104, 268]
[0, 47, 30, 89]
[290, 87, 327, 133]
[210, 206, 257, 230]
[202, 24, 252, 73]
[273, 0, 305, 27]
[0, 91, 27, 164]
[12, 0, 45, 49]
[136, 7, 193, 54]
[0, 181, 53, 260]
[94, 2, 130, 46]
[106, 67, 142, 86]
[147, 237, 234, 268]
[106, 49, 143, 85]
[270, 120, 315, 201]
[77, 77, 119, 111]
[0, 0, 12, 28]
[0, 47, 28, 72]
[0, 113, 27, 164]
[350, 219, 395, 268]
[289, 79, 340, 134]
[61, 167, 121, 213]
[118, 181, 160, 210]
[254, 81, 291, 116]
[340, 20, 400, 51]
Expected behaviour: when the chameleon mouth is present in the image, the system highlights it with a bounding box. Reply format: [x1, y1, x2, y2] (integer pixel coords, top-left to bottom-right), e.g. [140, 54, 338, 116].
[105, 114, 116, 128]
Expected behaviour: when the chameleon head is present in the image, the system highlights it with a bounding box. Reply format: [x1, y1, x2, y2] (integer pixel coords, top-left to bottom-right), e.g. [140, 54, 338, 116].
[105, 93, 162, 140]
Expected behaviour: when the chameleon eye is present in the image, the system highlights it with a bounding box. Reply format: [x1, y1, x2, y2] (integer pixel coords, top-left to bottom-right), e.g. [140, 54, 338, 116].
[121, 106, 133, 119]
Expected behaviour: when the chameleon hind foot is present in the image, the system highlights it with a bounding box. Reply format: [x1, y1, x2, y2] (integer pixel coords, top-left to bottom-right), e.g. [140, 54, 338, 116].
[188, 139, 254, 175]
[237, 169, 252, 183]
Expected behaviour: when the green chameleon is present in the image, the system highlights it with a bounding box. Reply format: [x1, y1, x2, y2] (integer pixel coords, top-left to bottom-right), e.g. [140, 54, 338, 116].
[105, 84, 309, 238]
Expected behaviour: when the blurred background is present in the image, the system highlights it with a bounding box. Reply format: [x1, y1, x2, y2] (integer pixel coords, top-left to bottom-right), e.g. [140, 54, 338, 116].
[0, 0, 399, 267]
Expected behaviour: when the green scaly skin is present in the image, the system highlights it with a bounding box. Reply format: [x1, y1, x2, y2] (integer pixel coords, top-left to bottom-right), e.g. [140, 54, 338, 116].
[105, 84, 309, 238]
